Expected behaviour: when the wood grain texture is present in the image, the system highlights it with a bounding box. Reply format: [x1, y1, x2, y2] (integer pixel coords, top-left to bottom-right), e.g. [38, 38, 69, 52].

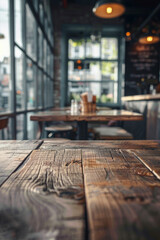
[30, 110, 143, 122]
[82, 148, 160, 240]
[0, 140, 42, 186]
[0, 150, 32, 186]
[132, 149, 160, 180]
[0, 140, 42, 150]
[0, 148, 85, 240]
[0, 140, 160, 240]
[122, 94, 160, 101]
[39, 140, 160, 151]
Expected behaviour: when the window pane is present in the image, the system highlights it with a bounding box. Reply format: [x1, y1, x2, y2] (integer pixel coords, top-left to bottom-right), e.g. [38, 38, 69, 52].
[47, 78, 49, 107]
[43, 39, 47, 71]
[15, 0, 22, 47]
[68, 61, 85, 81]
[97, 82, 118, 104]
[51, 55, 53, 78]
[44, 75, 47, 107]
[27, 112, 37, 139]
[48, 27, 52, 45]
[68, 82, 118, 104]
[47, 46, 50, 74]
[86, 38, 100, 58]
[0, 0, 11, 112]
[102, 62, 118, 81]
[38, 28, 43, 67]
[68, 81, 88, 103]
[68, 39, 85, 59]
[101, 38, 118, 59]
[26, 4, 36, 60]
[26, 59, 35, 109]
[49, 80, 53, 106]
[44, 17, 48, 36]
[16, 114, 24, 140]
[39, 0, 44, 25]
[37, 69, 42, 107]
[46, 78, 50, 107]
[51, 30, 53, 46]
[86, 62, 101, 81]
[39, 1, 44, 25]
[33, 0, 38, 12]
[15, 47, 24, 110]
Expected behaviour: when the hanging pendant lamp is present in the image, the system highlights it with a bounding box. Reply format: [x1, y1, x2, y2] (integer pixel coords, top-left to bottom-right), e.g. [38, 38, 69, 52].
[93, 0, 125, 19]
[139, 34, 160, 44]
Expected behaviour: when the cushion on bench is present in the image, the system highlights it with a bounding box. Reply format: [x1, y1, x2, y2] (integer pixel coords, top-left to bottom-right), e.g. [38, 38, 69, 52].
[94, 126, 133, 140]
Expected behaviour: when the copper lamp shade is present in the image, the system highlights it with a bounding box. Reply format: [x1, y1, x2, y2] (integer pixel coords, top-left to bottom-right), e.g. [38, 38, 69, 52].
[93, 0, 125, 19]
[139, 35, 160, 44]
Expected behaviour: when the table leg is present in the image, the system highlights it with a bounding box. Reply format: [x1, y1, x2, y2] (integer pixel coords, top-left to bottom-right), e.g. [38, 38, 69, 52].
[77, 121, 88, 140]
[37, 121, 43, 139]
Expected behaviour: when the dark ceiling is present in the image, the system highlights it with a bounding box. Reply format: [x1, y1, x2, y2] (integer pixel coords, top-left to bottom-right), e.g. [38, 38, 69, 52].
[52, 0, 160, 38]
[53, 0, 160, 11]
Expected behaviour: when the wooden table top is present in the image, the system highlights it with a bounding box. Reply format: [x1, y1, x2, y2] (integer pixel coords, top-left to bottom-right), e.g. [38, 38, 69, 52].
[30, 109, 143, 122]
[0, 139, 160, 240]
[122, 94, 160, 101]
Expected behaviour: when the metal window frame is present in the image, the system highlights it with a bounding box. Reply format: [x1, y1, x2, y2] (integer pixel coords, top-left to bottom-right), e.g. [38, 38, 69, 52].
[62, 25, 124, 108]
[67, 37, 120, 106]
[9, 0, 16, 139]
[1, 0, 54, 140]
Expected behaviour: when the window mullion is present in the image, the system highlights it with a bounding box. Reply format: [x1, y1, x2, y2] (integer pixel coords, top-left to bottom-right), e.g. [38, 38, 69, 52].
[9, 0, 16, 139]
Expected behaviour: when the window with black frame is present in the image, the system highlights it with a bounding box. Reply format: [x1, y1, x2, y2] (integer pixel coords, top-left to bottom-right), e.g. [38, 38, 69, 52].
[68, 36, 120, 106]
[0, 0, 54, 140]
[0, 0, 11, 112]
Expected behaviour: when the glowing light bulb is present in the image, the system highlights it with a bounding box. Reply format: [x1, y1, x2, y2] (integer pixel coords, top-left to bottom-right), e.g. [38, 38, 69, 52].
[147, 36, 153, 42]
[126, 32, 131, 37]
[106, 7, 112, 14]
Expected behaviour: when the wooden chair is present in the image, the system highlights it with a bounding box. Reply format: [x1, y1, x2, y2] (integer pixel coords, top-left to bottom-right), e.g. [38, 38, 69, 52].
[94, 126, 133, 140]
[0, 118, 8, 139]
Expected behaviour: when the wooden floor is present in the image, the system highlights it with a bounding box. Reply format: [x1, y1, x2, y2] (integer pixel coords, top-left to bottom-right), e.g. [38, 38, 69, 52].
[0, 139, 160, 239]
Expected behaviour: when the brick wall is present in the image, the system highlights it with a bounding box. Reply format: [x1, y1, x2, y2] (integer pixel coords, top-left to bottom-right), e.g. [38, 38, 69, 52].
[52, 3, 123, 107]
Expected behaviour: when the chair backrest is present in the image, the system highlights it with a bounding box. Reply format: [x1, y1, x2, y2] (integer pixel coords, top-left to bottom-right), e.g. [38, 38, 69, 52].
[0, 118, 8, 130]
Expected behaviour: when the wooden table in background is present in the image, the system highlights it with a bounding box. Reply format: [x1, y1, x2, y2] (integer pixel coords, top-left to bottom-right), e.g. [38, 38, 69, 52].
[0, 139, 160, 239]
[30, 109, 143, 139]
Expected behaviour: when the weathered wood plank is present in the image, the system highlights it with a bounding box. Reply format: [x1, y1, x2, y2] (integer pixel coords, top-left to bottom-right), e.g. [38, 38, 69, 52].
[0, 150, 31, 186]
[82, 148, 160, 240]
[0, 140, 42, 150]
[0, 141, 42, 186]
[132, 149, 160, 180]
[40, 139, 71, 150]
[132, 149, 160, 156]
[30, 110, 143, 122]
[0, 149, 85, 240]
[1, 140, 160, 240]
[40, 140, 160, 151]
